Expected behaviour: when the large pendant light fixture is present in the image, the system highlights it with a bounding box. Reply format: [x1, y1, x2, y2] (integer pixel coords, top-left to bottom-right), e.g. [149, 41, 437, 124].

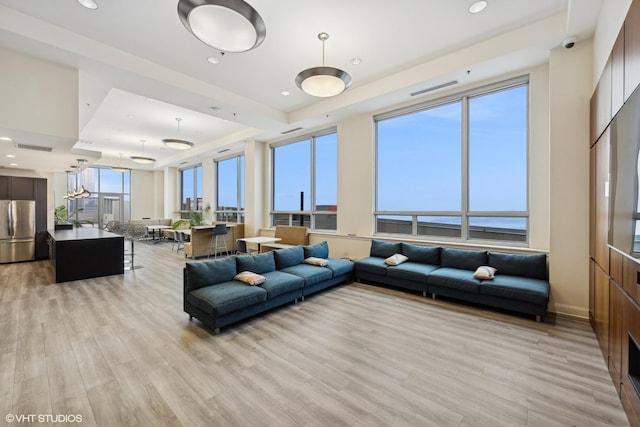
[295, 32, 352, 98]
[112, 153, 130, 173]
[130, 140, 155, 164]
[163, 118, 194, 150]
[177, 0, 266, 53]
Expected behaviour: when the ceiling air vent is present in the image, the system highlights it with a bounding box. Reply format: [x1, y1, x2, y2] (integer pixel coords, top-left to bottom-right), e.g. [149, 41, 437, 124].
[16, 143, 53, 152]
[410, 80, 458, 97]
[281, 127, 303, 135]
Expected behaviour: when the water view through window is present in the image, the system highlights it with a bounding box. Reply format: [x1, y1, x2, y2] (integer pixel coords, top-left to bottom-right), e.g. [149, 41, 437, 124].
[376, 80, 528, 243]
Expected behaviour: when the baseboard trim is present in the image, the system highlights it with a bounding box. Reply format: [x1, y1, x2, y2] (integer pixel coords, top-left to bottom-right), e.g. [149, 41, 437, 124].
[549, 303, 589, 320]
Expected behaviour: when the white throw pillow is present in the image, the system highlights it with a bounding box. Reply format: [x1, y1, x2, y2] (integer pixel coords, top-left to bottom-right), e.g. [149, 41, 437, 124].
[384, 253, 409, 266]
[234, 271, 267, 286]
[304, 257, 329, 267]
[473, 266, 497, 280]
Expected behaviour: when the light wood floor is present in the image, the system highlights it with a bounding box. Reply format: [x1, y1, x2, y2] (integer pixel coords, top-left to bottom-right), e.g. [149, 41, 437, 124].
[0, 240, 630, 426]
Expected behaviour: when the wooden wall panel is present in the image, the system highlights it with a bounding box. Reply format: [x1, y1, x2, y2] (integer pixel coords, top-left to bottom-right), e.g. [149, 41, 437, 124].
[610, 280, 625, 395]
[595, 131, 610, 273]
[591, 58, 612, 146]
[611, 248, 625, 285]
[612, 24, 625, 114]
[624, 256, 640, 304]
[622, 294, 640, 426]
[625, 0, 640, 101]
[595, 263, 610, 358]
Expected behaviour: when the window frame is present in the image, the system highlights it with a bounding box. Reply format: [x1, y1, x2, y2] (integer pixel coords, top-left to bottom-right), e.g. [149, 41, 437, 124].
[214, 154, 245, 223]
[270, 128, 338, 231]
[374, 76, 529, 245]
[66, 166, 131, 228]
[180, 164, 203, 213]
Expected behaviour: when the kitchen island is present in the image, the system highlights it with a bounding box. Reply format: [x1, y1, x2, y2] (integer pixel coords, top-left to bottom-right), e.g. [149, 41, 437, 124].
[48, 228, 124, 283]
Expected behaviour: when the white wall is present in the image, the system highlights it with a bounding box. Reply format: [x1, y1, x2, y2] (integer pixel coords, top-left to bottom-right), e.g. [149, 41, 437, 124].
[131, 169, 155, 219]
[548, 40, 593, 318]
[245, 139, 266, 236]
[163, 166, 178, 219]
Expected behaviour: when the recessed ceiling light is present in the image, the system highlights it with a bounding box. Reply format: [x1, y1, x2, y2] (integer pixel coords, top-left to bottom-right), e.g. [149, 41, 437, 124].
[5, 154, 15, 158]
[0, 137, 12, 142]
[77, 0, 98, 10]
[146, 98, 155, 103]
[469, 1, 488, 13]
[207, 56, 221, 64]
[8, 163, 17, 167]
[281, 91, 290, 96]
[350, 57, 362, 65]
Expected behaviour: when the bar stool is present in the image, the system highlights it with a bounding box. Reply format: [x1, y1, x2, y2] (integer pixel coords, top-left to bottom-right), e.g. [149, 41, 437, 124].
[208, 224, 228, 258]
[173, 229, 188, 253]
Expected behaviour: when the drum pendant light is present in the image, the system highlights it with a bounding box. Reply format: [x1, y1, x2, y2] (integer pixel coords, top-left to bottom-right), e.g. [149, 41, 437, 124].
[177, 0, 266, 53]
[295, 32, 352, 98]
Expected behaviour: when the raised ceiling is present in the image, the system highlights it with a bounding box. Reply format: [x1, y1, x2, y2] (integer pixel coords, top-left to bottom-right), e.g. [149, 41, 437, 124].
[0, 0, 602, 172]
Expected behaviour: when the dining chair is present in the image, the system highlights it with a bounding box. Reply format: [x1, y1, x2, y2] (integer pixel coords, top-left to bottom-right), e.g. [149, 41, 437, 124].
[236, 239, 257, 255]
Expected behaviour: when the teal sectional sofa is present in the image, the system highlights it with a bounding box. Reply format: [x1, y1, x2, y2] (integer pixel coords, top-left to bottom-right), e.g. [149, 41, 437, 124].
[354, 240, 550, 321]
[183, 241, 353, 333]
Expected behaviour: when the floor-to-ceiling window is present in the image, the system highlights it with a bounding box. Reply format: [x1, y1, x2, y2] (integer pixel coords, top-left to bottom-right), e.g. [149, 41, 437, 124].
[180, 165, 202, 213]
[67, 167, 131, 228]
[271, 129, 337, 230]
[376, 77, 528, 244]
[215, 154, 245, 223]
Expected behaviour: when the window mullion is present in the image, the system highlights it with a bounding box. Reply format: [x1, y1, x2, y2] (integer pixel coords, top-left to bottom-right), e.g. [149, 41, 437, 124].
[461, 95, 469, 241]
[310, 136, 316, 229]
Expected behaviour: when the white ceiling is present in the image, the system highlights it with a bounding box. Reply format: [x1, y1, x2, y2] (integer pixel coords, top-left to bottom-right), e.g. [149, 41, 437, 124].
[0, 0, 603, 173]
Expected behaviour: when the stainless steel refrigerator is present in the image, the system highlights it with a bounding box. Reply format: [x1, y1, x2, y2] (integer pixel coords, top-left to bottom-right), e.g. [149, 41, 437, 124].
[0, 200, 35, 263]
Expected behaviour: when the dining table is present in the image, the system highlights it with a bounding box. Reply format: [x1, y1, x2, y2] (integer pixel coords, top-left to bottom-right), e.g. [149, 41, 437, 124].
[237, 236, 282, 253]
[145, 224, 172, 242]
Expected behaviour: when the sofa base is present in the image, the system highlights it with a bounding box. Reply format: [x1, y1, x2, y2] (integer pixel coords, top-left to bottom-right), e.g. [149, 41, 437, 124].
[355, 270, 427, 293]
[429, 284, 547, 319]
[356, 277, 546, 321]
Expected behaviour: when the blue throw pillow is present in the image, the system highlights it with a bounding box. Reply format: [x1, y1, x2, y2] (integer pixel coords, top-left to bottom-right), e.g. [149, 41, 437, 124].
[274, 246, 305, 269]
[185, 257, 237, 291]
[370, 240, 402, 258]
[304, 241, 329, 259]
[441, 247, 487, 271]
[401, 243, 440, 265]
[488, 252, 547, 280]
[236, 251, 276, 274]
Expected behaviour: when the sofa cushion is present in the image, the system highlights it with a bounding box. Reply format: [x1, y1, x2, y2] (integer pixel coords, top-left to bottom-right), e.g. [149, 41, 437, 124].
[479, 275, 550, 305]
[185, 257, 237, 292]
[234, 271, 267, 286]
[236, 251, 276, 274]
[488, 252, 547, 280]
[428, 267, 481, 293]
[473, 266, 497, 280]
[401, 243, 440, 265]
[386, 262, 438, 283]
[354, 257, 389, 276]
[259, 271, 305, 298]
[324, 258, 354, 277]
[370, 240, 402, 258]
[280, 264, 333, 286]
[274, 245, 305, 269]
[303, 241, 329, 259]
[187, 282, 267, 316]
[441, 248, 487, 271]
[385, 253, 409, 266]
[305, 257, 329, 266]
